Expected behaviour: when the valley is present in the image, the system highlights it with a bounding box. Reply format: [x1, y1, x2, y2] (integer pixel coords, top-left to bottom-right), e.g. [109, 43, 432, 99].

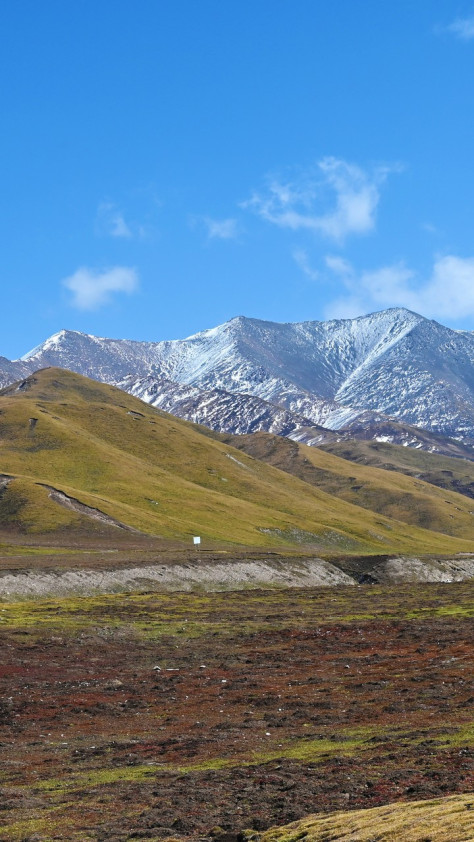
[0, 356, 472, 841]
[3, 1, 474, 838]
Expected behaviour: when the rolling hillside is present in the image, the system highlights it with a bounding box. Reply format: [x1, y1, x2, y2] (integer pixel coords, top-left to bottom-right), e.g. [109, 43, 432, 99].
[320, 438, 474, 498]
[216, 430, 474, 538]
[0, 368, 473, 554]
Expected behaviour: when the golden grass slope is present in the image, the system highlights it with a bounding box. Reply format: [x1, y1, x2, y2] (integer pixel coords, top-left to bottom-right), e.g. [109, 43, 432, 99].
[218, 431, 474, 539]
[321, 438, 474, 499]
[0, 368, 473, 553]
[259, 792, 474, 842]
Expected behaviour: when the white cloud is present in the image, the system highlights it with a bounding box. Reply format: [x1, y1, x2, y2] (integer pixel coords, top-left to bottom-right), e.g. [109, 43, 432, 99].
[96, 202, 133, 239]
[242, 157, 398, 242]
[203, 217, 239, 240]
[446, 16, 474, 40]
[324, 254, 474, 320]
[293, 248, 319, 281]
[62, 266, 139, 310]
[324, 255, 354, 278]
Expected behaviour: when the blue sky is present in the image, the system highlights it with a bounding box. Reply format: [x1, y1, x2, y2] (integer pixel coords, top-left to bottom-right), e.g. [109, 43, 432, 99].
[2, 0, 474, 358]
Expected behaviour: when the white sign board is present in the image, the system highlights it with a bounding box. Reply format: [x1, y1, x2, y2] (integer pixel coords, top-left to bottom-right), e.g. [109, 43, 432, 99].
[193, 536, 201, 545]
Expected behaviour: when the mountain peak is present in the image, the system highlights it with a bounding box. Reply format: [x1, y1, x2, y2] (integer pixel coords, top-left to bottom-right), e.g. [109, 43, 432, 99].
[20, 329, 82, 361]
[349, 307, 423, 326]
[1, 308, 473, 445]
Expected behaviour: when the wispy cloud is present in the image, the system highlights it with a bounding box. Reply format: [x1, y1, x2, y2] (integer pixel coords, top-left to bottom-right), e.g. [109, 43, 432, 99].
[324, 255, 354, 277]
[242, 157, 399, 242]
[62, 266, 139, 310]
[96, 202, 133, 239]
[421, 222, 439, 235]
[446, 16, 474, 40]
[203, 217, 239, 240]
[324, 254, 474, 321]
[293, 248, 319, 281]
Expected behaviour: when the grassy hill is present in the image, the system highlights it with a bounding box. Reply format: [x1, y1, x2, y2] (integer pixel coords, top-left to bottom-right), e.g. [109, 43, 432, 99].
[217, 431, 474, 540]
[0, 368, 473, 553]
[260, 793, 474, 842]
[321, 438, 474, 498]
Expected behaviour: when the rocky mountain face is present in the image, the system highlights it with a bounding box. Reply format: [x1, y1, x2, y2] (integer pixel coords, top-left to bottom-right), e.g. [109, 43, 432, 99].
[118, 374, 330, 440]
[118, 374, 474, 460]
[1, 308, 473, 450]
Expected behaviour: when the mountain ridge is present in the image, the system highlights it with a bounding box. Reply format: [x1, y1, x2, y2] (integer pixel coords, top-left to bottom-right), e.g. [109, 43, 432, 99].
[2, 308, 474, 447]
[1, 366, 473, 553]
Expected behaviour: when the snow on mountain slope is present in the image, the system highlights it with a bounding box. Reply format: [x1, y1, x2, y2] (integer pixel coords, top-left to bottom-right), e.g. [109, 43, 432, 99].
[336, 318, 474, 437]
[1, 308, 473, 444]
[119, 374, 329, 438]
[19, 330, 162, 382]
[0, 356, 30, 388]
[157, 308, 424, 400]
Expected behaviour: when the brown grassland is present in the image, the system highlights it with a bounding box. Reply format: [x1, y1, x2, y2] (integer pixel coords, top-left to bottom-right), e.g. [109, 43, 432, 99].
[0, 580, 472, 841]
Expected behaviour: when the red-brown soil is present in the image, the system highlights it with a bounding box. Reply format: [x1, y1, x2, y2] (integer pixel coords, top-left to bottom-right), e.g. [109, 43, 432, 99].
[0, 581, 473, 841]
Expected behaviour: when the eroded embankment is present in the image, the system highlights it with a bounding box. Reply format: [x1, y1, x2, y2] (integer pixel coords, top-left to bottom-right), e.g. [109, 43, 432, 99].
[0, 557, 353, 598]
[44, 485, 143, 533]
[0, 554, 473, 598]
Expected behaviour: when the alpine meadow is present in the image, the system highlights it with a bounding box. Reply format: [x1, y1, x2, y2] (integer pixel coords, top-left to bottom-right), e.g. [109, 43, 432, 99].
[1, 3, 473, 842]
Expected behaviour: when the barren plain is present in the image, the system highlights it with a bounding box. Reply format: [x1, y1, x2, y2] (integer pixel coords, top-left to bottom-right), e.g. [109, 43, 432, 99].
[1, 572, 472, 841]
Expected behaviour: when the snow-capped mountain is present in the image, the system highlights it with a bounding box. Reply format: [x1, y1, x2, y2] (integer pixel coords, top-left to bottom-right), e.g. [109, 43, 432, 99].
[118, 372, 474, 459]
[119, 374, 330, 440]
[1, 308, 474, 447]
